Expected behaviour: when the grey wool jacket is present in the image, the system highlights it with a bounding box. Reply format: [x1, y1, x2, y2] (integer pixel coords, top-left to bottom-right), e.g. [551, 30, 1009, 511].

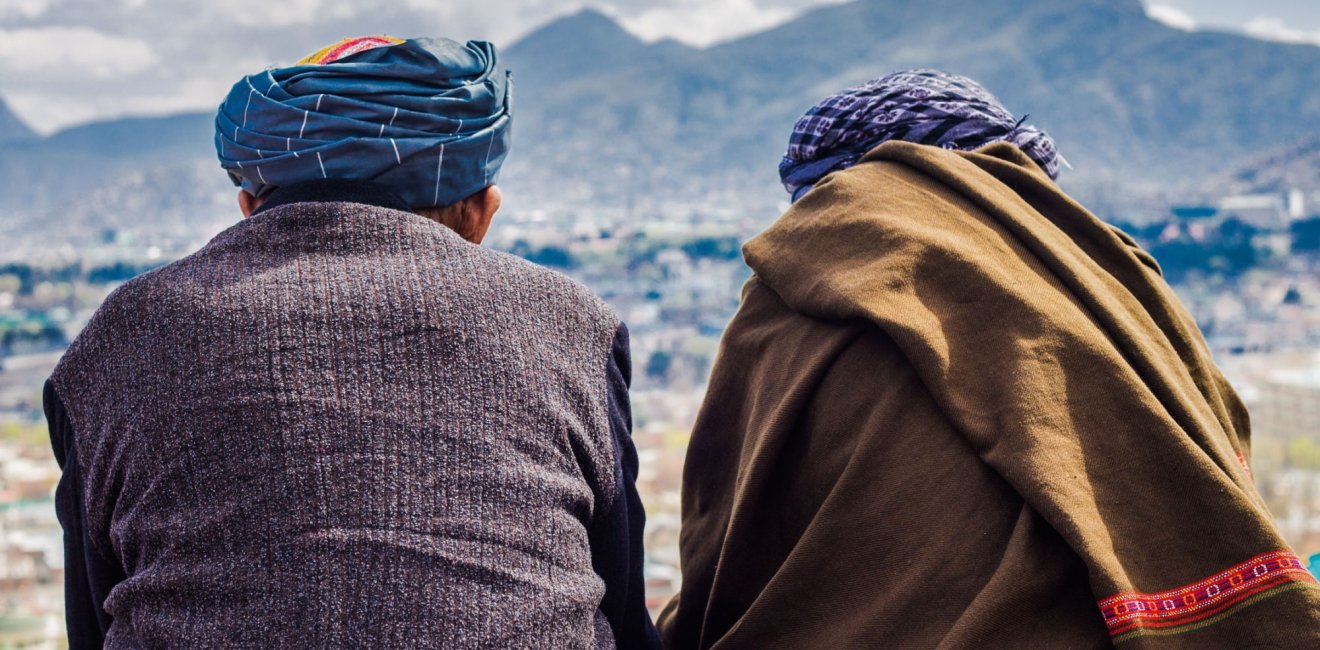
[45, 180, 660, 649]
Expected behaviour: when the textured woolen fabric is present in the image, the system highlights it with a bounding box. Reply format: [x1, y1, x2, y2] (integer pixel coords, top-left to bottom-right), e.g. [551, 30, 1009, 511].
[50, 197, 623, 648]
[658, 141, 1320, 649]
[45, 383, 123, 648]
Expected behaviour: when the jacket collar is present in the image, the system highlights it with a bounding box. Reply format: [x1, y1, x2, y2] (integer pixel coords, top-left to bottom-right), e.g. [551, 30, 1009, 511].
[252, 179, 413, 216]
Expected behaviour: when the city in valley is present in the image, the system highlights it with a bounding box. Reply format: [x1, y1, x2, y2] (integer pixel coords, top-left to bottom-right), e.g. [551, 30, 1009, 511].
[2, 178, 1319, 645]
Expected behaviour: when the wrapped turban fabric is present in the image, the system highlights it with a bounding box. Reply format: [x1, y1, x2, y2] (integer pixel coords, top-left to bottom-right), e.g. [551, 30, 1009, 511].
[216, 35, 512, 208]
[778, 69, 1062, 202]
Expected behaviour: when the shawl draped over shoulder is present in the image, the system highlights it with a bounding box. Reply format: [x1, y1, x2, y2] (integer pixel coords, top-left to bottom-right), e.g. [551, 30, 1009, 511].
[658, 141, 1320, 649]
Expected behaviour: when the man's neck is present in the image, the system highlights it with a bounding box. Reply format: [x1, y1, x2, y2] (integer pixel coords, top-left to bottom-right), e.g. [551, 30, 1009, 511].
[252, 179, 413, 216]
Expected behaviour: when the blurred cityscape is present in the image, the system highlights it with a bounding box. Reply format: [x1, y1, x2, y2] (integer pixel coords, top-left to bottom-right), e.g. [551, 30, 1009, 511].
[1, 181, 1319, 646]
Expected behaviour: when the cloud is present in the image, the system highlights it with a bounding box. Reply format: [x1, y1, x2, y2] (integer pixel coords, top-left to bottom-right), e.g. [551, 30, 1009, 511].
[0, 27, 157, 79]
[6, 77, 225, 135]
[1145, 4, 1197, 32]
[99, 75, 236, 119]
[3, 91, 107, 135]
[618, 0, 800, 46]
[1244, 16, 1320, 46]
[221, 0, 359, 28]
[0, 0, 51, 19]
[3, 52, 268, 134]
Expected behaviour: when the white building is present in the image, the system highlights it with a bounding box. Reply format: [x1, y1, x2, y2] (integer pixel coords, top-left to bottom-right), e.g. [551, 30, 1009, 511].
[1288, 189, 1307, 220]
[1220, 194, 1287, 230]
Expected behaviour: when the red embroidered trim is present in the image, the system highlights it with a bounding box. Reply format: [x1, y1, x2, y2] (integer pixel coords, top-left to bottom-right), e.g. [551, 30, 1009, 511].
[1236, 452, 1251, 476]
[1099, 551, 1317, 640]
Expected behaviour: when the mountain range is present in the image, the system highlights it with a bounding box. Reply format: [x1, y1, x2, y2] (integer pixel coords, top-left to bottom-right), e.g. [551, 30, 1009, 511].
[3, 0, 1319, 240]
[498, 0, 1320, 202]
[1212, 136, 1320, 196]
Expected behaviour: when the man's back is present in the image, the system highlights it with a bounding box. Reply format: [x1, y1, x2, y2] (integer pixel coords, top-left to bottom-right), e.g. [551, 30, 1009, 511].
[49, 187, 626, 647]
[659, 142, 1320, 648]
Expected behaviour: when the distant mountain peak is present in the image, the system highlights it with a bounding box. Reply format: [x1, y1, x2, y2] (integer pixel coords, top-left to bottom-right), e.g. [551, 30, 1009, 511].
[506, 7, 676, 87]
[512, 7, 641, 50]
[557, 7, 623, 28]
[0, 96, 36, 144]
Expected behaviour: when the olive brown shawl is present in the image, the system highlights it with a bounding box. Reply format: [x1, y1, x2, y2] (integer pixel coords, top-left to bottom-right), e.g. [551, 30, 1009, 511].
[658, 142, 1320, 648]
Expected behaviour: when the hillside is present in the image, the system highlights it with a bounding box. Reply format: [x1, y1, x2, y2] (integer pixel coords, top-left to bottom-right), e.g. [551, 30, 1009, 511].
[504, 0, 1320, 202]
[3, 0, 1319, 236]
[1211, 137, 1320, 196]
[0, 112, 217, 218]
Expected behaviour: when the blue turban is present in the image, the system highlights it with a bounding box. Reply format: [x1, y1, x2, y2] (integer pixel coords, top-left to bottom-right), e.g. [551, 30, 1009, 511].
[216, 36, 512, 208]
[779, 69, 1063, 202]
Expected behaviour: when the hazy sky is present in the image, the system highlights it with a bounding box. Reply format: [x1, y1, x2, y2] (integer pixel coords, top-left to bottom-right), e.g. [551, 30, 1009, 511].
[1, 0, 1317, 134]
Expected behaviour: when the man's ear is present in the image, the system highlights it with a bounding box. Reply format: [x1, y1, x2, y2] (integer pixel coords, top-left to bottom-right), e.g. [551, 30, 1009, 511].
[455, 185, 501, 244]
[237, 190, 263, 218]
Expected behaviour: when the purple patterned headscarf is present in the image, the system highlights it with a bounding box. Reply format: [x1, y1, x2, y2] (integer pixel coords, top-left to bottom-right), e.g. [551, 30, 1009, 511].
[779, 69, 1064, 201]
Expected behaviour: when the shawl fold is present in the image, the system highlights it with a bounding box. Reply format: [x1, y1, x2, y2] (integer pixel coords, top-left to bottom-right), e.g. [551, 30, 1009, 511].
[659, 141, 1320, 648]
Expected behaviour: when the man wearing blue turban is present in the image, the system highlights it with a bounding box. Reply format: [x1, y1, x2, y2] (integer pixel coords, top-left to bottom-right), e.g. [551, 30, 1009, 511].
[46, 35, 661, 649]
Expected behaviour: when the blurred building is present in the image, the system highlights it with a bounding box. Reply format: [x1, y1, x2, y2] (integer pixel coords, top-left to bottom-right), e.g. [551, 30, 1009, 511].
[1239, 354, 1320, 556]
[1289, 189, 1307, 220]
[1255, 365, 1320, 441]
[1220, 194, 1287, 230]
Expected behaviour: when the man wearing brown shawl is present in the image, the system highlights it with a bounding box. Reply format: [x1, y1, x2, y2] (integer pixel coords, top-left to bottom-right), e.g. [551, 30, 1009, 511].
[658, 70, 1320, 648]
